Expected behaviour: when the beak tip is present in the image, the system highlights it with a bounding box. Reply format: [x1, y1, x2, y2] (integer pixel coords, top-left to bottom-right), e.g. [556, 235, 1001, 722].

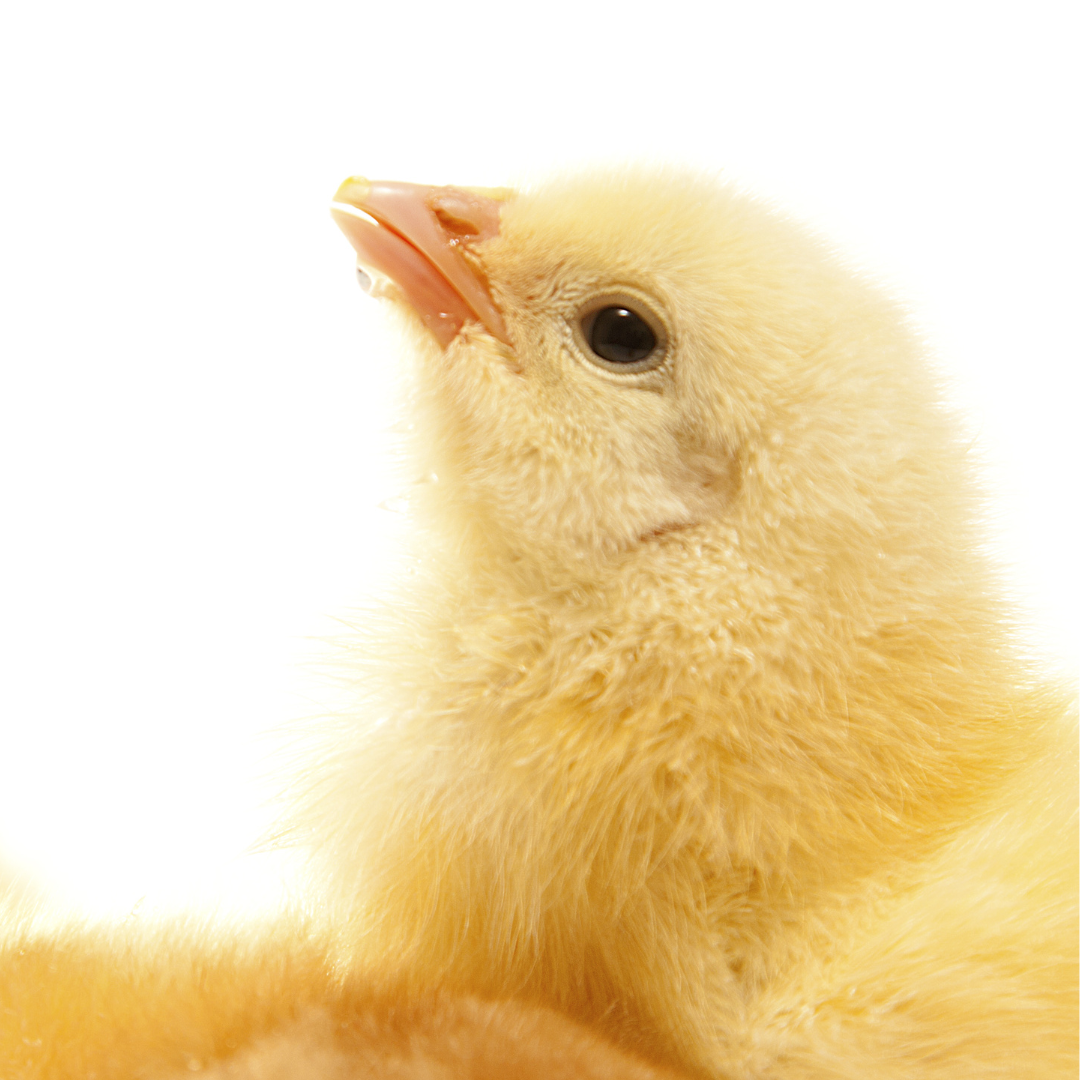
[333, 175, 372, 205]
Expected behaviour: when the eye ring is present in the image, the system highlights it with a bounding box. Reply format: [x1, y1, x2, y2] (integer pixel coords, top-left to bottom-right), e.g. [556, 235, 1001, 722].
[572, 292, 669, 375]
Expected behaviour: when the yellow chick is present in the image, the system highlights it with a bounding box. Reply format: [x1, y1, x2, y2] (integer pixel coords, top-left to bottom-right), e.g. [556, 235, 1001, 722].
[309, 168, 1078, 1077]
[1, 166, 1074, 1080]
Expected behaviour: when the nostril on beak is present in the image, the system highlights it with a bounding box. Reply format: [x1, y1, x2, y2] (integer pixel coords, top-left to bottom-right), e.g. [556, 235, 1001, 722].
[430, 190, 502, 245]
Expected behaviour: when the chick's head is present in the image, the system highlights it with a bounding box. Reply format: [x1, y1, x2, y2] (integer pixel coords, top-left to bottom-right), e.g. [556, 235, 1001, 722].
[334, 168, 968, 600]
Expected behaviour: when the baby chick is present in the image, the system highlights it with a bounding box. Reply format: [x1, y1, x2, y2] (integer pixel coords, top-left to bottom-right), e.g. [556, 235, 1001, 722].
[312, 168, 1078, 1078]
[2, 166, 1073, 1080]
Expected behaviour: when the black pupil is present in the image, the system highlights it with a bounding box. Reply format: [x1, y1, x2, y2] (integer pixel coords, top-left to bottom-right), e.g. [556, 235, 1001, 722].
[588, 306, 656, 364]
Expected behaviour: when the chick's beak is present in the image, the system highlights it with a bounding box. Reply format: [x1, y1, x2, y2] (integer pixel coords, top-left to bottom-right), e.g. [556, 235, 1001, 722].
[331, 177, 511, 347]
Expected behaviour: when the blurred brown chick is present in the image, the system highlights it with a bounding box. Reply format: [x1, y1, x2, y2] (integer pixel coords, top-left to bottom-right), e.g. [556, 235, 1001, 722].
[1, 920, 683, 1079]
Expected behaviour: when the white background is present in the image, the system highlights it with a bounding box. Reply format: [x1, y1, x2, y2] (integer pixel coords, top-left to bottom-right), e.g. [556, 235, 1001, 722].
[1, 1, 1075, 919]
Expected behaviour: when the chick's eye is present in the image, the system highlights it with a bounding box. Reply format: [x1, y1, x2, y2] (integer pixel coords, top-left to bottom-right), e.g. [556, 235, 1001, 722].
[587, 306, 657, 364]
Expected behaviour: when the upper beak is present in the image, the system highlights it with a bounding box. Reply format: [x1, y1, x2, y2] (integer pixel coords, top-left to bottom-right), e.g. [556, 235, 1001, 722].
[330, 177, 511, 347]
